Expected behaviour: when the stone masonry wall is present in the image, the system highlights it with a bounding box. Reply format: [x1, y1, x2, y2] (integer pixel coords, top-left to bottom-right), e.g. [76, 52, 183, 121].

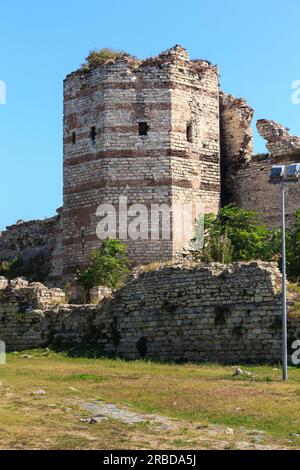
[219, 92, 254, 205]
[63, 45, 220, 273]
[220, 94, 300, 227]
[2, 47, 300, 278]
[225, 153, 300, 228]
[0, 211, 63, 284]
[0, 277, 66, 350]
[169, 50, 220, 251]
[1, 262, 299, 364]
[257, 120, 300, 157]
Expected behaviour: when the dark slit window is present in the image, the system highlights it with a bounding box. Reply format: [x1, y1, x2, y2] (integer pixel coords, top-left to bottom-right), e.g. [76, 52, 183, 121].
[139, 122, 149, 136]
[90, 126, 96, 143]
[186, 123, 193, 143]
[72, 132, 76, 145]
[81, 227, 85, 254]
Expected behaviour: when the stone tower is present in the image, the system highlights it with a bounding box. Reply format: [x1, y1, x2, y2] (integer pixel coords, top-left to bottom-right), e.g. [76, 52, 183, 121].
[62, 45, 220, 274]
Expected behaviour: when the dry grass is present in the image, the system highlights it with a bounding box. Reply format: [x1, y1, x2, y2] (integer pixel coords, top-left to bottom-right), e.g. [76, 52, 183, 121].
[0, 350, 300, 449]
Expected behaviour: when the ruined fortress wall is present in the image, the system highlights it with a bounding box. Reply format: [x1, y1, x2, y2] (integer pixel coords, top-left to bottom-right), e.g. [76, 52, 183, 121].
[220, 95, 300, 227]
[219, 93, 254, 206]
[63, 57, 174, 272]
[105, 262, 285, 363]
[63, 46, 220, 273]
[3, 46, 300, 280]
[0, 277, 66, 350]
[226, 154, 300, 228]
[256, 120, 300, 157]
[2, 262, 299, 364]
[169, 53, 220, 250]
[0, 214, 63, 283]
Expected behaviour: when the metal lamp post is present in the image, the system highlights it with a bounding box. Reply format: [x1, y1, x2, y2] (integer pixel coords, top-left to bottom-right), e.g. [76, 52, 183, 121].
[270, 163, 300, 382]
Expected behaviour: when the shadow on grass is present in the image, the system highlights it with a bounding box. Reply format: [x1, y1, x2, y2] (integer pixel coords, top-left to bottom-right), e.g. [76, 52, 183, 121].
[11, 346, 300, 386]
[48, 345, 300, 379]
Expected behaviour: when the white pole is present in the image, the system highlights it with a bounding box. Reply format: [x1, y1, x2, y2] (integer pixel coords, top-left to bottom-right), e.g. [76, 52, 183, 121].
[281, 178, 288, 382]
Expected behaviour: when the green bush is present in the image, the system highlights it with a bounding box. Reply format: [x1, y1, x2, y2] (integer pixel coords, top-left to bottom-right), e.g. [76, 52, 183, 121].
[76, 239, 130, 293]
[200, 229, 233, 264]
[198, 204, 280, 263]
[81, 48, 133, 71]
[196, 205, 300, 283]
[0, 254, 50, 282]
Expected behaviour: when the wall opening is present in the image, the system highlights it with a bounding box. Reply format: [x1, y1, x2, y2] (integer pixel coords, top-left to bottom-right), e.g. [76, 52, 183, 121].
[186, 123, 193, 143]
[138, 122, 149, 136]
[81, 227, 85, 254]
[72, 132, 76, 145]
[90, 126, 96, 144]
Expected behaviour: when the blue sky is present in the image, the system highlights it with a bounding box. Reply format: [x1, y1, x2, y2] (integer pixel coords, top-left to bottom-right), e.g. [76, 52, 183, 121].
[0, 0, 299, 229]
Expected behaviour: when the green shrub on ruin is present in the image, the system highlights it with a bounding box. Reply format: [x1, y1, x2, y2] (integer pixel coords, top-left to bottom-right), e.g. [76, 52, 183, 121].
[81, 48, 133, 71]
[76, 238, 130, 293]
[200, 229, 233, 264]
[198, 204, 279, 263]
[196, 205, 300, 283]
[0, 254, 50, 282]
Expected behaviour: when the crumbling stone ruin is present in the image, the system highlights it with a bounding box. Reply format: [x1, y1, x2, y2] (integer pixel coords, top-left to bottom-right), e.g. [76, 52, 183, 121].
[0, 211, 63, 284]
[1, 45, 300, 275]
[63, 45, 220, 274]
[256, 120, 300, 157]
[223, 117, 300, 228]
[0, 261, 299, 364]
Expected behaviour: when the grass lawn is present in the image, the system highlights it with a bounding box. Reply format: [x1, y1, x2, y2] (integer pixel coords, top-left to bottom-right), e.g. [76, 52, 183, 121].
[1, 349, 300, 450]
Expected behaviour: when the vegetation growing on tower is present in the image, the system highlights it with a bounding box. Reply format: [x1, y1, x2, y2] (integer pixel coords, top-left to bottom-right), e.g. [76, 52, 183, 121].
[81, 48, 135, 71]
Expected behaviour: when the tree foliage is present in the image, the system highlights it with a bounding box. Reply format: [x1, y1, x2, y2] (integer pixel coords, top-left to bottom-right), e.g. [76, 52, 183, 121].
[199, 205, 280, 263]
[200, 228, 233, 264]
[196, 205, 300, 282]
[0, 254, 50, 282]
[76, 239, 130, 292]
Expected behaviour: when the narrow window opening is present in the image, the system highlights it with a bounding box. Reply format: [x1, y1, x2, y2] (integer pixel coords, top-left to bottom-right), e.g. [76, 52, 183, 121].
[186, 123, 193, 143]
[72, 132, 76, 145]
[139, 122, 149, 136]
[90, 126, 96, 143]
[81, 227, 85, 254]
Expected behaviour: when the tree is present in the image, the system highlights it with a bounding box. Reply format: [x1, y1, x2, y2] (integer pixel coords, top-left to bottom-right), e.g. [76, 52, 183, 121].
[196, 204, 281, 263]
[76, 239, 130, 294]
